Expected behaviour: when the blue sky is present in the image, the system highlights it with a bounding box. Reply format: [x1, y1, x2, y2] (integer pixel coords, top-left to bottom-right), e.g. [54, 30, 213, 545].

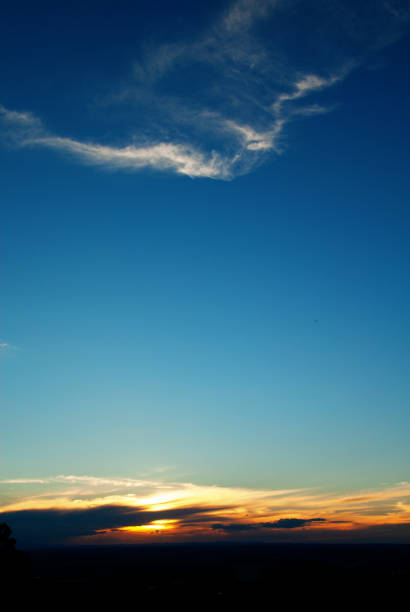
[1, 1, 410, 544]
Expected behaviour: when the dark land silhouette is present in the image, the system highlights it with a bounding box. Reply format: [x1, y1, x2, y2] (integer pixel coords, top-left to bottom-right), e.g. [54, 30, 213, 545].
[6, 540, 409, 605]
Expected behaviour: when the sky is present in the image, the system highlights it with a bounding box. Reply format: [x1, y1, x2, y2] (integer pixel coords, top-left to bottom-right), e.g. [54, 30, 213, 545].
[1, 0, 410, 547]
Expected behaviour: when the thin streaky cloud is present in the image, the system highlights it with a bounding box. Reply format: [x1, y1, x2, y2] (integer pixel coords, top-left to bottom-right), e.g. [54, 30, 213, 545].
[30, 136, 230, 179]
[1, 1, 409, 179]
[1, 103, 230, 179]
[271, 72, 345, 115]
[2, 475, 410, 527]
[0, 478, 47, 484]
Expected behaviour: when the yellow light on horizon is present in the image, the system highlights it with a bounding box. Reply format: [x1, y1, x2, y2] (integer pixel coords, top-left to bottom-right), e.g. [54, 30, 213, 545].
[118, 519, 178, 533]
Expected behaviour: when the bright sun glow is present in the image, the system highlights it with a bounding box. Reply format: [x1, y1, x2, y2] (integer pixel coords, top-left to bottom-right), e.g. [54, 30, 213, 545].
[118, 519, 178, 533]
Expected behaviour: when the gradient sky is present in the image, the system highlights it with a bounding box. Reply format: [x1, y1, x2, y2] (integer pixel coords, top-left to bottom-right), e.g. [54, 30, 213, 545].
[1, 0, 410, 546]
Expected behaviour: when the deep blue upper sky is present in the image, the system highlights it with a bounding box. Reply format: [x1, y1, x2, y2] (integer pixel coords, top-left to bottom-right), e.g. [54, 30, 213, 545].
[1, 0, 410, 491]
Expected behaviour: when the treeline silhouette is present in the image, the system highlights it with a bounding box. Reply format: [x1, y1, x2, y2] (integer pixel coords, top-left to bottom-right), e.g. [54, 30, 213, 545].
[0, 522, 30, 582]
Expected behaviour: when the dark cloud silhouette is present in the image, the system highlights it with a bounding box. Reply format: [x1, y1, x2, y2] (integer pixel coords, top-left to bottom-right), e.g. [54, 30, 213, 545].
[264, 518, 326, 529]
[211, 523, 257, 532]
[212, 517, 327, 532]
[1, 505, 331, 547]
[210, 519, 410, 542]
[0, 504, 228, 547]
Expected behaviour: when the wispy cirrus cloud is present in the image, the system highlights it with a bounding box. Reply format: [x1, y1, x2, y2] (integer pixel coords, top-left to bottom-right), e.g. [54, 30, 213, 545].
[223, 0, 280, 33]
[1, 1, 409, 179]
[0, 105, 229, 178]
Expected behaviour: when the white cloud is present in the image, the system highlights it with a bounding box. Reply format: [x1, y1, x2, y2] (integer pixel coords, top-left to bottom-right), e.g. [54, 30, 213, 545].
[0, 64, 340, 179]
[223, 120, 276, 150]
[30, 136, 230, 179]
[271, 73, 342, 115]
[1, 1, 408, 180]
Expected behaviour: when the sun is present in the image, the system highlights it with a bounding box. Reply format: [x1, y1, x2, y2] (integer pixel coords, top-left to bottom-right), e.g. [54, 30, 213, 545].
[118, 519, 178, 533]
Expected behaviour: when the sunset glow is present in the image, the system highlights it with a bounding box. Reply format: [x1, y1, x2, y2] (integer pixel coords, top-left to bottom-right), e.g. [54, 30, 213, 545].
[118, 520, 178, 533]
[1, 475, 410, 546]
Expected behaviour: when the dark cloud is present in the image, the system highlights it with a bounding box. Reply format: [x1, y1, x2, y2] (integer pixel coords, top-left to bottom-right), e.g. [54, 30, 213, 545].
[211, 523, 257, 532]
[263, 518, 326, 529]
[212, 517, 327, 532]
[210, 520, 410, 542]
[0, 504, 227, 547]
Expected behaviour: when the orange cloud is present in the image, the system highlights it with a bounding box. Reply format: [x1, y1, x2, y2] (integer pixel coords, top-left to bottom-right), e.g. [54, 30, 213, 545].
[1, 475, 410, 546]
